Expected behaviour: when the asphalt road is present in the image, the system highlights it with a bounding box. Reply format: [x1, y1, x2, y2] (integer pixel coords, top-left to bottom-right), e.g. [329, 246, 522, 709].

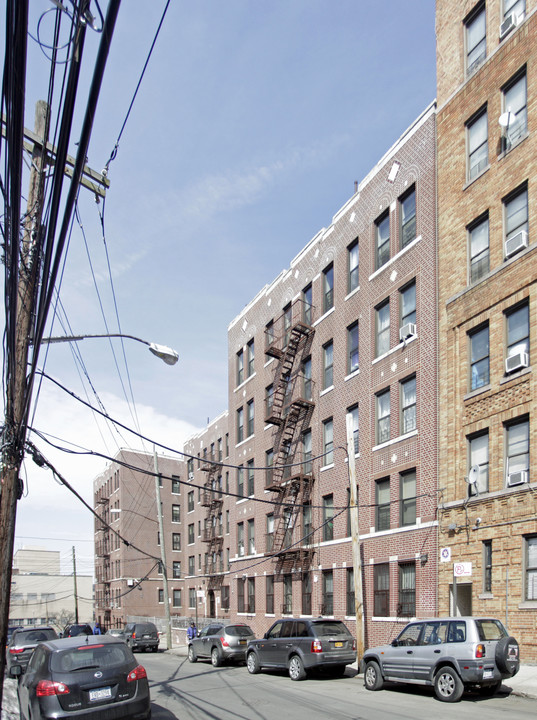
[142, 651, 537, 720]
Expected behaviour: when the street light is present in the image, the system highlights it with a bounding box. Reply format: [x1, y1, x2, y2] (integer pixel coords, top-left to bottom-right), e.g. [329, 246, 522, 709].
[39, 333, 179, 365]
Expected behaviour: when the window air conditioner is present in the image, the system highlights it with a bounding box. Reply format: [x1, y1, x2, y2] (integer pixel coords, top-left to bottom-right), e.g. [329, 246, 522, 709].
[127, 579, 134, 587]
[500, 12, 518, 39]
[399, 323, 417, 342]
[505, 352, 529, 374]
[507, 470, 529, 487]
[504, 230, 528, 258]
[188, 472, 194, 481]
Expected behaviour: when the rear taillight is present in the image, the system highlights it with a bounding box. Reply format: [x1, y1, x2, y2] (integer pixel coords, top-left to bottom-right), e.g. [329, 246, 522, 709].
[36, 680, 70, 697]
[311, 639, 323, 653]
[127, 665, 147, 682]
[220, 636, 229, 647]
[132, 632, 136, 639]
[475, 644, 486, 659]
[352, 639, 356, 651]
[9, 647, 24, 655]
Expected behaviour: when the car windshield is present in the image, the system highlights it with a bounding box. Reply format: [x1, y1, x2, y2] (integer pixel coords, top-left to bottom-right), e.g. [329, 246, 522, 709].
[475, 619, 508, 641]
[52, 644, 130, 672]
[14, 629, 57, 644]
[226, 625, 254, 637]
[312, 622, 351, 637]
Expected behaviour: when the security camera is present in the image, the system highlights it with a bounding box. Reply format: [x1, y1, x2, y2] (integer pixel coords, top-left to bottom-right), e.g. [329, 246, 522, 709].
[475, 517, 482, 525]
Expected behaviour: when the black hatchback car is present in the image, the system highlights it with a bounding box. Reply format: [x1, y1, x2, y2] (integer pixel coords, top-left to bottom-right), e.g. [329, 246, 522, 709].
[12, 635, 151, 720]
[62, 623, 94, 638]
[246, 618, 356, 680]
[7, 627, 58, 676]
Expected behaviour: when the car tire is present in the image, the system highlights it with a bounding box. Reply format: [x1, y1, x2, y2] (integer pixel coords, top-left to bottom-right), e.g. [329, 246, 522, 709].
[188, 645, 197, 663]
[246, 651, 260, 674]
[152, 645, 158, 653]
[434, 665, 464, 702]
[288, 654, 307, 681]
[479, 681, 502, 696]
[211, 647, 223, 667]
[495, 636, 519, 677]
[364, 660, 384, 691]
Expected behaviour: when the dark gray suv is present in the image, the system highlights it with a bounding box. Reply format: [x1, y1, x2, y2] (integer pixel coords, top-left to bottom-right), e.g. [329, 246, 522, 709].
[362, 617, 519, 702]
[124, 622, 159, 653]
[246, 618, 356, 681]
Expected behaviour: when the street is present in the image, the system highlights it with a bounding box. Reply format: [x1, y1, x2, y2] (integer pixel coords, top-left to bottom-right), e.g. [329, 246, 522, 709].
[142, 652, 537, 720]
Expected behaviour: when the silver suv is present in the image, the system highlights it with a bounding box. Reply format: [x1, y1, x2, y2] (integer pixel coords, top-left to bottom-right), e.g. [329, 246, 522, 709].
[188, 623, 255, 666]
[362, 617, 519, 702]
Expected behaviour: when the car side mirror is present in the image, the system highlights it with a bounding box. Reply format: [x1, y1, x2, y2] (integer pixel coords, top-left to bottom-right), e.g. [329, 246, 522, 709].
[391, 639, 399, 647]
[264, 632, 269, 639]
[10, 665, 23, 678]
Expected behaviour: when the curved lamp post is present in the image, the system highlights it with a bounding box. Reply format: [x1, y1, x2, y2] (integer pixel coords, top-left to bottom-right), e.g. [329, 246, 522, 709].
[40, 333, 179, 365]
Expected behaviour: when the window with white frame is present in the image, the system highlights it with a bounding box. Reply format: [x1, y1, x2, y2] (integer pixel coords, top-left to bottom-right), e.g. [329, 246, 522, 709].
[398, 562, 416, 617]
[376, 299, 390, 357]
[504, 0, 525, 20]
[322, 418, 334, 466]
[400, 470, 416, 526]
[323, 263, 334, 313]
[348, 239, 359, 292]
[323, 494, 334, 542]
[400, 186, 416, 248]
[303, 429, 312, 474]
[247, 518, 255, 555]
[347, 322, 359, 374]
[374, 563, 389, 616]
[236, 349, 244, 386]
[467, 108, 488, 180]
[524, 535, 537, 601]
[247, 459, 254, 496]
[468, 430, 489, 495]
[247, 338, 255, 377]
[483, 540, 492, 593]
[172, 504, 180, 523]
[469, 214, 489, 283]
[323, 340, 334, 389]
[246, 399, 254, 437]
[503, 70, 527, 149]
[401, 375, 417, 434]
[506, 301, 529, 366]
[469, 324, 489, 390]
[376, 389, 391, 444]
[375, 211, 390, 269]
[347, 405, 359, 455]
[376, 478, 390, 531]
[465, 3, 486, 75]
[302, 356, 312, 401]
[237, 522, 244, 556]
[237, 465, 244, 498]
[302, 284, 313, 325]
[505, 417, 529, 483]
[236, 407, 244, 443]
[400, 281, 416, 331]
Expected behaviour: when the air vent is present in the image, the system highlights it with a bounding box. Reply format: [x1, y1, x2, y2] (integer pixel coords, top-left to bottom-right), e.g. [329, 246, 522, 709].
[505, 352, 529, 374]
[399, 323, 417, 342]
[507, 470, 529, 487]
[505, 230, 528, 259]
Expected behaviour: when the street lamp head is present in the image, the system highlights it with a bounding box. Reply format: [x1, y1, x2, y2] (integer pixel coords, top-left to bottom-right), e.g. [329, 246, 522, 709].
[148, 343, 178, 366]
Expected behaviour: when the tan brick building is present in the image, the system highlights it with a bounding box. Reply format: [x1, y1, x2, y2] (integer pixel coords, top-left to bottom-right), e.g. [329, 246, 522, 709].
[436, 0, 537, 661]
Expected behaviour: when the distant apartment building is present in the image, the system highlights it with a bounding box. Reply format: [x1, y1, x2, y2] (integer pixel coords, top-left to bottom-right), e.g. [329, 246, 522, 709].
[93, 449, 184, 629]
[224, 104, 438, 646]
[436, 0, 537, 660]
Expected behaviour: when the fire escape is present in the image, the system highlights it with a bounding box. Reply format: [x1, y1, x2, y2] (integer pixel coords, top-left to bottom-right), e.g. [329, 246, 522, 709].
[200, 455, 224, 590]
[264, 298, 315, 575]
[95, 494, 111, 622]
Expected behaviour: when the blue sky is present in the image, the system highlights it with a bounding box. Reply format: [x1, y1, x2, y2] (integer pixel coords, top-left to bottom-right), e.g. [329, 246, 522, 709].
[4, 0, 436, 573]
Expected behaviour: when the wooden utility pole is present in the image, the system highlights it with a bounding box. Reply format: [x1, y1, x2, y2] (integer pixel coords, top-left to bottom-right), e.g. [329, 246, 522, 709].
[72, 546, 79, 624]
[346, 413, 364, 666]
[154, 450, 172, 650]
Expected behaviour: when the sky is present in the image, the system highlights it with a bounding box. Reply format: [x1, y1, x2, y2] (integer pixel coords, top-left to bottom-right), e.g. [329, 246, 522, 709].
[3, 0, 437, 577]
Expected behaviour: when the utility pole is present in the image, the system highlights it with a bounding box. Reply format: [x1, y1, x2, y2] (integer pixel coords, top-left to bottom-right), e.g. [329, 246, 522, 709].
[346, 413, 364, 666]
[72, 546, 79, 624]
[154, 450, 172, 650]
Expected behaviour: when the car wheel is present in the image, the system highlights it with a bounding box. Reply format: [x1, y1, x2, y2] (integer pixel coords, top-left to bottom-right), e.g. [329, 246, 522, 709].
[364, 660, 384, 691]
[152, 645, 158, 653]
[479, 681, 502, 696]
[246, 651, 260, 674]
[434, 665, 464, 702]
[188, 645, 197, 663]
[288, 654, 307, 681]
[495, 636, 519, 677]
[211, 647, 223, 667]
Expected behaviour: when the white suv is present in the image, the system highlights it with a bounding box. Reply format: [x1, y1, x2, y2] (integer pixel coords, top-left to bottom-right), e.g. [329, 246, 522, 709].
[361, 617, 519, 702]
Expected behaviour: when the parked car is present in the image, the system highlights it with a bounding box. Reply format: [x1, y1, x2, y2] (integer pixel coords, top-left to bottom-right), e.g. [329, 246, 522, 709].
[6, 625, 23, 647]
[246, 618, 356, 681]
[12, 634, 151, 720]
[361, 616, 520, 702]
[188, 622, 255, 666]
[124, 622, 159, 653]
[6, 627, 58, 676]
[61, 623, 93, 638]
[106, 628, 126, 641]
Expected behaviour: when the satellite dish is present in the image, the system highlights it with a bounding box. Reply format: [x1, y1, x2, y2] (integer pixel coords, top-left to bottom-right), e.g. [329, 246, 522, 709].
[467, 465, 480, 484]
[499, 111, 516, 127]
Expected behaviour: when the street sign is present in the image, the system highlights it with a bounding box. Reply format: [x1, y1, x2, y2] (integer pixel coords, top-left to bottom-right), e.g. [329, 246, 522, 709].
[454, 562, 472, 577]
[440, 547, 452, 563]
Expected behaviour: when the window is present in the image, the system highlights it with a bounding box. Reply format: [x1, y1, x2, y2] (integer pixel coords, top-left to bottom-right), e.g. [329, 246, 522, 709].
[188, 523, 195, 544]
[483, 540, 492, 593]
[236, 349, 244, 386]
[524, 535, 537, 601]
[246, 399, 254, 437]
[376, 478, 390, 531]
[158, 589, 164, 604]
[266, 576, 274, 614]
[322, 570, 334, 615]
[265, 384, 274, 418]
[322, 418, 334, 466]
[400, 470, 417, 526]
[347, 322, 359, 374]
[401, 376, 417, 434]
[375, 211, 390, 269]
[237, 522, 244, 556]
[469, 215, 489, 283]
[376, 389, 391, 444]
[504, 184, 528, 247]
[348, 240, 359, 293]
[247, 578, 255, 613]
[400, 281, 416, 329]
[173, 589, 181, 607]
[188, 556, 195, 575]
[172, 476, 181, 494]
[323, 494, 334, 541]
[266, 514, 274, 552]
[237, 578, 245, 613]
[398, 562, 416, 617]
[173, 561, 181, 579]
[237, 465, 244, 498]
[237, 407, 244, 443]
[302, 573, 312, 616]
[221, 585, 230, 610]
[246, 339, 255, 377]
[302, 502, 312, 541]
[302, 357, 312, 401]
[347, 405, 359, 455]
[187, 458, 194, 479]
[187, 491, 194, 512]
[172, 504, 180, 523]
[374, 564, 389, 616]
[505, 417, 529, 482]
[503, 70, 527, 149]
[467, 108, 488, 180]
[302, 429, 312, 474]
[323, 341, 334, 389]
[399, 186, 416, 248]
[246, 459, 255, 496]
[323, 263, 334, 313]
[346, 568, 355, 616]
[506, 302, 529, 364]
[465, 3, 486, 75]
[469, 324, 489, 390]
[265, 449, 273, 487]
[302, 284, 313, 325]
[283, 574, 292, 614]
[376, 300, 390, 357]
[265, 319, 274, 351]
[172, 533, 181, 551]
[283, 303, 292, 348]
[468, 431, 489, 495]
[247, 518, 255, 555]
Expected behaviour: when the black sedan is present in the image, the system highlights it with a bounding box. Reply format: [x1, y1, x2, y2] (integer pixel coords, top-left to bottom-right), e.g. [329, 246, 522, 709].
[12, 634, 151, 720]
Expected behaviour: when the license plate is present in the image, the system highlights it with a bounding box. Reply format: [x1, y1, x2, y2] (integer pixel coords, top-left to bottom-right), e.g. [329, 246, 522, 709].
[143, 634, 151, 639]
[239, 639, 246, 645]
[483, 669, 493, 679]
[334, 641, 343, 648]
[89, 687, 112, 702]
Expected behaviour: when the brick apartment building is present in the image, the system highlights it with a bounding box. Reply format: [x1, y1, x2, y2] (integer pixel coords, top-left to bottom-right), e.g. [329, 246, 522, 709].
[94, 449, 184, 630]
[436, 0, 537, 660]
